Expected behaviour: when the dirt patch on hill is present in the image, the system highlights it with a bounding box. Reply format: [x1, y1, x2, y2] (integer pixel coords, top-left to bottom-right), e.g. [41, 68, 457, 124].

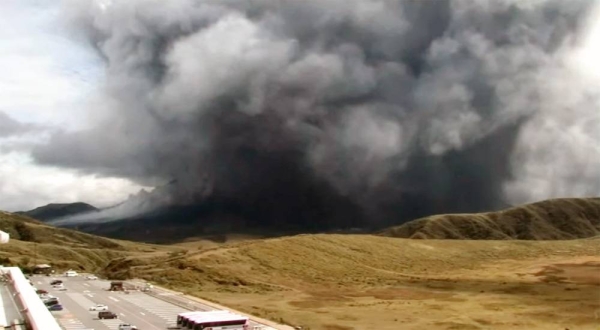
[533, 261, 600, 285]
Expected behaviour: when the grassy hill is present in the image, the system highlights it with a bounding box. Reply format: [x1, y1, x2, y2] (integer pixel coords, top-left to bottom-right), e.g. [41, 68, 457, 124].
[17, 202, 98, 221]
[380, 198, 600, 240]
[103, 233, 600, 330]
[0, 210, 173, 271]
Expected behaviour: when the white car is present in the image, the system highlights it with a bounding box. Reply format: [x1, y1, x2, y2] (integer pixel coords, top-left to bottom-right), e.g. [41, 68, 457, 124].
[64, 270, 78, 277]
[86, 275, 98, 280]
[89, 304, 108, 311]
[118, 324, 137, 330]
[52, 284, 65, 290]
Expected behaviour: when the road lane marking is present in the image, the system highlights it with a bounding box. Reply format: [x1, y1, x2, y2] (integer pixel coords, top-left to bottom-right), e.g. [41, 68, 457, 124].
[37, 281, 42, 284]
[140, 312, 145, 316]
[83, 283, 90, 287]
[86, 294, 93, 298]
[120, 313, 125, 316]
[109, 296, 120, 302]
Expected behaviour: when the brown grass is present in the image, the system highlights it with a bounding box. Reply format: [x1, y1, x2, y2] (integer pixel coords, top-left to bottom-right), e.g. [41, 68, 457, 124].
[0, 211, 175, 271]
[381, 197, 600, 240]
[107, 234, 600, 330]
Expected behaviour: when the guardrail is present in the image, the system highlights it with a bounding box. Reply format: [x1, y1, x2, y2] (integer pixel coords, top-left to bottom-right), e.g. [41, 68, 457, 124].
[1, 267, 62, 330]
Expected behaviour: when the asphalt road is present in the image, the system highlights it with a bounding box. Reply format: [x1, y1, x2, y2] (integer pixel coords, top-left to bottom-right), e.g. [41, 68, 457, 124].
[33, 275, 190, 330]
[123, 280, 272, 329]
[32, 275, 274, 330]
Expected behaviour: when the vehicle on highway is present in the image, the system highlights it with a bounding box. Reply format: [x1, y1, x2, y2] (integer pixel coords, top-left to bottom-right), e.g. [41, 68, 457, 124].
[109, 281, 124, 291]
[177, 311, 205, 326]
[64, 270, 78, 277]
[177, 311, 249, 330]
[86, 275, 98, 280]
[89, 304, 109, 311]
[36, 289, 48, 294]
[98, 311, 118, 319]
[48, 304, 63, 311]
[45, 299, 60, 307]
[39, 294, 51, 300]
[53, 284, 66, 290]
[50, 280, 62, 285]
[118, 323, 138, 330]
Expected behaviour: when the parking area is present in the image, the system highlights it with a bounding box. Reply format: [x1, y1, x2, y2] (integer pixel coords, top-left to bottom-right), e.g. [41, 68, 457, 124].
[32, 274, 188, 330]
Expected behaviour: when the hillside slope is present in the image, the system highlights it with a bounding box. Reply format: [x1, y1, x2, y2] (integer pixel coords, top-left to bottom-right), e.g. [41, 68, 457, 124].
[380, 198, 600, 240]
[106, 234, 600, 330]
[18, 202, 98, 221]
[0, 210, 170, 271]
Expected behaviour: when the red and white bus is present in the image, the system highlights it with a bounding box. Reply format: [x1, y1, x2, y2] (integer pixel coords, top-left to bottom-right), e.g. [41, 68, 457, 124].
[178, 311, 225, 328]
[177, 311, 212, 327]
[177, 311, 249, 330]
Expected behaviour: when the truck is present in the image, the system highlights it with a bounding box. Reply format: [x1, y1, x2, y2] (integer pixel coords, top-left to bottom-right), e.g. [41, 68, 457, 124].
[109, 281, 124, 291]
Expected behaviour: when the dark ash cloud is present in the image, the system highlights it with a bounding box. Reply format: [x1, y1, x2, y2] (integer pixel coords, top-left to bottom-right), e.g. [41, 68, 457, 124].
[34, 0, 600, 228]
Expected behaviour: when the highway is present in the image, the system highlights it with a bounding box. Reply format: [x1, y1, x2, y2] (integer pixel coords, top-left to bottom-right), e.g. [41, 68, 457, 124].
[33, 274, 185, 330]
[31, 274, 276, 330]
[121, 280, 281, 330]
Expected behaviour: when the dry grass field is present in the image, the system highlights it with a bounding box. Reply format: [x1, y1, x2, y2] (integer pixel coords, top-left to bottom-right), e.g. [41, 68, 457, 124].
[110, 234, 600, 330]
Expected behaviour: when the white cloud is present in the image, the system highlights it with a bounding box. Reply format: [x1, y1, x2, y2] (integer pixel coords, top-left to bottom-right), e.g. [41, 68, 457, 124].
[0, 0, 102, 128]
[0, 0, 144, 211]
[0, 152, 145, 212]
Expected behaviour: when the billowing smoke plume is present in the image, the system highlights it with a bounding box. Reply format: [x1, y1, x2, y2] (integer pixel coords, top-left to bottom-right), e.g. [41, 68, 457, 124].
[35, 0, 600, 228]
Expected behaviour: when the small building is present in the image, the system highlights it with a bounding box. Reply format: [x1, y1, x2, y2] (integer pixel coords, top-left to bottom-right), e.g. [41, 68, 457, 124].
[0, 230, 9, 244]
[32, 264, 53, 275]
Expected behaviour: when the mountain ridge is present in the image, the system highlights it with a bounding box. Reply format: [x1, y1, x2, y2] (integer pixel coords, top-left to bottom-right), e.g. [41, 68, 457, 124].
[380, 197, 600, 240]
[0, 210, 171, 272]
[18, 197, 600, 243]
[18, 202, 99, 222]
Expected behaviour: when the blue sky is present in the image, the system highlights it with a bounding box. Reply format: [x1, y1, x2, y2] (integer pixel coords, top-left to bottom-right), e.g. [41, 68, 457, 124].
[0, 0, 143, 211]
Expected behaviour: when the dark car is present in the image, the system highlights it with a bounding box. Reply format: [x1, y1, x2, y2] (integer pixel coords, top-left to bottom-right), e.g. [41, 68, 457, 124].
[36, 289, 48, 294]
[50, 280, 62, 285]
[44, 297, 59, 304]
[45, 300, 60, 307]
[48, 304, 63, 311]
[98, 311, 118, 319]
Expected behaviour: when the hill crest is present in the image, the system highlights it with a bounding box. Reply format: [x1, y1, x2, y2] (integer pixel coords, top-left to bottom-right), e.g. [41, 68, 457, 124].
[0, 210, 167, 272]
[18, 202, 98, 221]
[380, 197, 600, 240]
